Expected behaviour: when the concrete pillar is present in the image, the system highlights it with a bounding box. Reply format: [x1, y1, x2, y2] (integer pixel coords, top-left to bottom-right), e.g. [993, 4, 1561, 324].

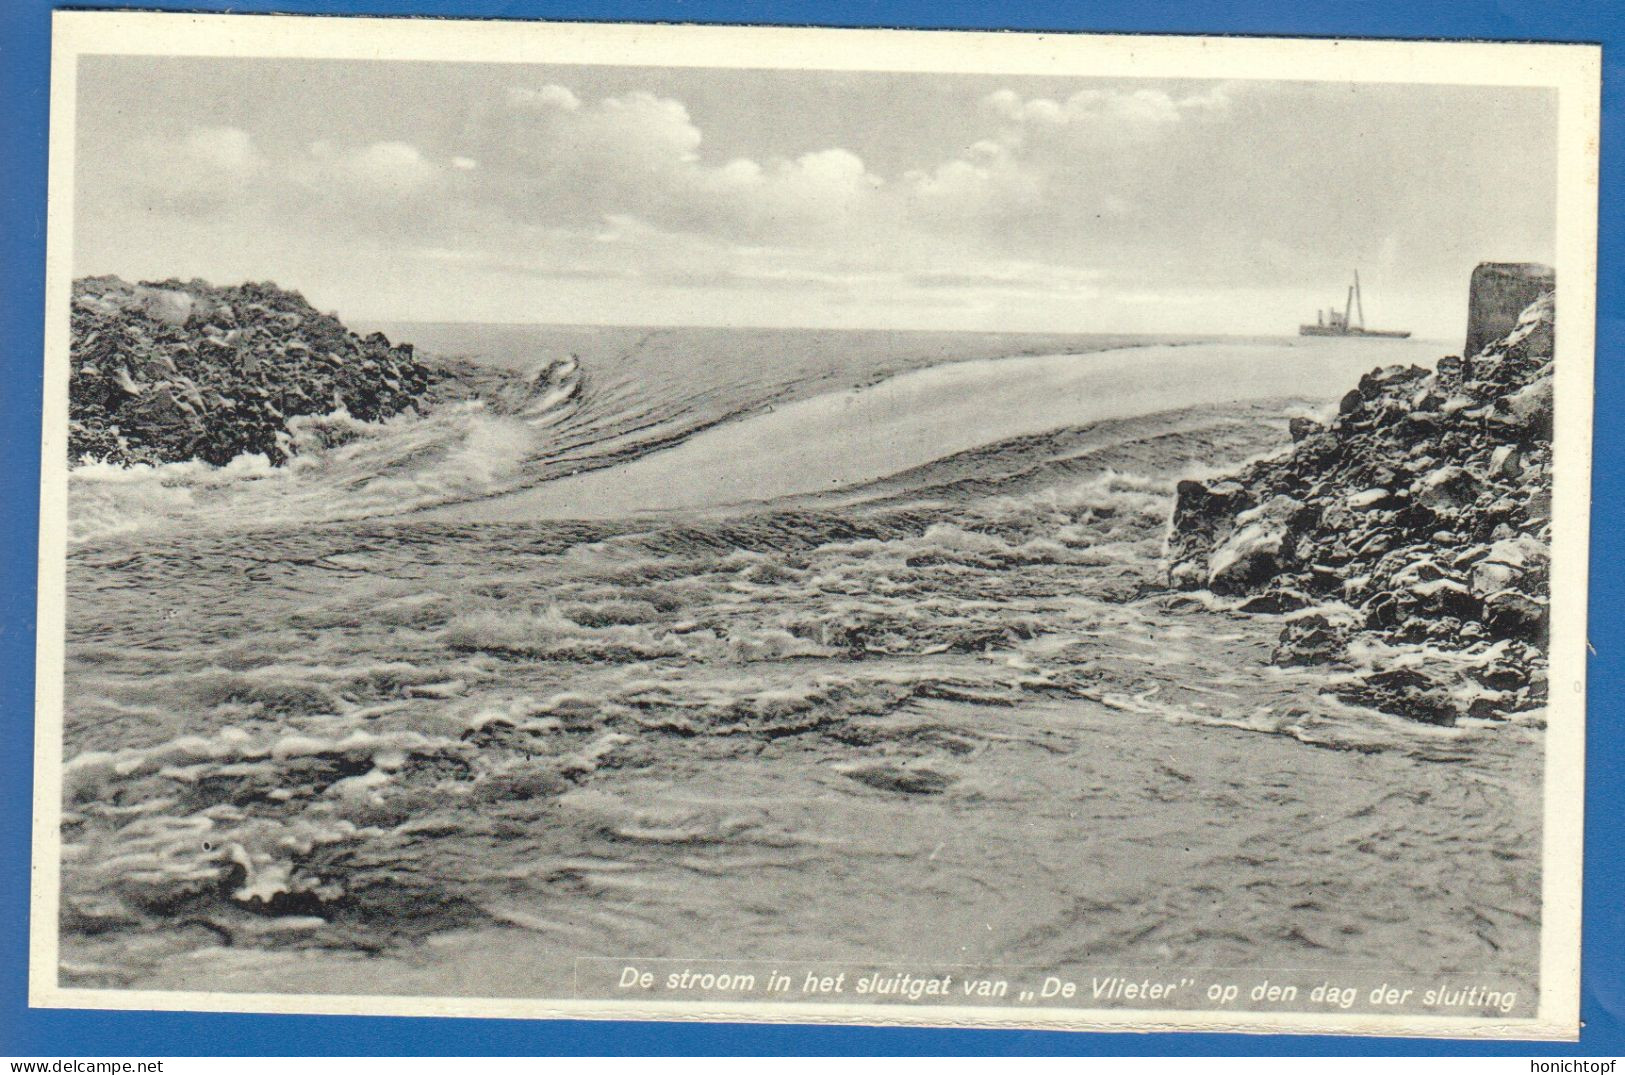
[1466, 262, 1554, 358]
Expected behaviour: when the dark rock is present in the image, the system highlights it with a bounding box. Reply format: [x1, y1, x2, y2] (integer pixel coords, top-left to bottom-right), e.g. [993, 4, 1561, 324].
[1162, 274, 1554, 727]
[1491, 374, 1553, 438]
[1337, 667, 1461, 726]
[1167, 479, 1253, 590]
[1482, 589, 1548, 641]
[1402, 412, 1442, 434]
[1401, 577, 1480, 620]
[1475, 657, 1530, 693]
[1361, 591, 1403, 630]
[1465, 692, 1516, 721]
[1289, 416, 1322, 442]
[69, 275, 457, 466]
[1469, 534, 1546, 596]
[1410, 465, 1480, 513]
[1271, 614, 1350, 666]
[1488, 445, 1523, 480]
[1206, 495, 1303, 595]
[1351, 530, 1394, 559]
[1236, 588, 1313, 614]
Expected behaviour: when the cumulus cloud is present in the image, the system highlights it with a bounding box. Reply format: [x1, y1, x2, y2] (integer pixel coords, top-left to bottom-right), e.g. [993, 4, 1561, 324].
[508, 87, 702, 173]
[486, 79, 1210, 246]
[901, 139, 1043, 222]
[882, 82, 1244, 240]
[104, 78, 1234, 308]
[109, 124, 457, 221]
[304, 140, 440, 199]
[493, 84, 888, 239]
[73, 60, 1556, 333]
[982, 84, 1232, 142]
[699, 148, 885, 230]
[507, 83, 581, 112]
[120, 125, 264, 213]
[121, 80, 1218, 256]
[150, 79, 1184, 306]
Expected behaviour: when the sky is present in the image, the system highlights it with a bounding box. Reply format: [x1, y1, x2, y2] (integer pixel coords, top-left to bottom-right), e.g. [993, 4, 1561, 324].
[72, 57, 1558, 337]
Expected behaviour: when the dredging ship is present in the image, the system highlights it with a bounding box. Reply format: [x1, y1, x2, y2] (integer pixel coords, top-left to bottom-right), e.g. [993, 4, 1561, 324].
[1300, 270, 1411, 338]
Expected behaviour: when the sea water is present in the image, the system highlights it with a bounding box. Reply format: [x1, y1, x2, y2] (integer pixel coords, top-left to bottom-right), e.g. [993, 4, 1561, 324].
[56, 327, 1540, 1004]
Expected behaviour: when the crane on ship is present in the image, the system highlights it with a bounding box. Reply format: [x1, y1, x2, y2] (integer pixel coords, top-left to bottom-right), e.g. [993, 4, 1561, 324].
[1299, 270, 1411, 338]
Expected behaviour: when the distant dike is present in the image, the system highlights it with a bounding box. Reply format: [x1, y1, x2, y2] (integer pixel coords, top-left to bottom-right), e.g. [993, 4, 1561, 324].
[67, 275, 475, 467]
[1165, 262, 1556, 726]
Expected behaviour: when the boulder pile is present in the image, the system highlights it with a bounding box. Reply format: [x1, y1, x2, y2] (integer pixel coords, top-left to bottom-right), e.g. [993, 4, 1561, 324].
[1165, 289, 1555, 725]
[69, 275, 448, 466]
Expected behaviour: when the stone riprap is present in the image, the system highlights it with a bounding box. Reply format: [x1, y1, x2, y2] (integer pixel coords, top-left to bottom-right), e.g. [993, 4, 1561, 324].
[69, 275, 448, 466]
[1166, 288, 1555, 725]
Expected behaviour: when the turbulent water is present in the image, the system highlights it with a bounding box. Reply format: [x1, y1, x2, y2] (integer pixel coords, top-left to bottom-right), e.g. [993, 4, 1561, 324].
[57, 327, 1541, 1005]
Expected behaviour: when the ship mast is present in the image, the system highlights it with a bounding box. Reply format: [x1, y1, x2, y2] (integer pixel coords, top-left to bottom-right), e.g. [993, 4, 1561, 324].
[1298, 268, 1408, 338]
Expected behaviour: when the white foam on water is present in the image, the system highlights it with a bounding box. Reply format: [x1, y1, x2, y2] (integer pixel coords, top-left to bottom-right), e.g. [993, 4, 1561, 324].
[59, 330, 1540, 1005]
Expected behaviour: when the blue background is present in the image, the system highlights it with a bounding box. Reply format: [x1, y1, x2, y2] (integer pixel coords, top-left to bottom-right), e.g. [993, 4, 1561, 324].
[1, 0, 1618, 1057]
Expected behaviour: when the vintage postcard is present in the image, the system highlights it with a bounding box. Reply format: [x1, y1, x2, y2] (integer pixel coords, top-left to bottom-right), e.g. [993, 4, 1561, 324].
[32, 11, 1599, 1039]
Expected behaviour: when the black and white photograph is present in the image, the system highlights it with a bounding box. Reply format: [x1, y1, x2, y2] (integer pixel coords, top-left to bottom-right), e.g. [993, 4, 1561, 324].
[31, 13, 1599, 1039]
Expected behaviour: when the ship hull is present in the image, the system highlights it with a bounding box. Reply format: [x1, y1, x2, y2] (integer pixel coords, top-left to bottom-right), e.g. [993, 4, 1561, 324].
[1299, 326, 1411, 339]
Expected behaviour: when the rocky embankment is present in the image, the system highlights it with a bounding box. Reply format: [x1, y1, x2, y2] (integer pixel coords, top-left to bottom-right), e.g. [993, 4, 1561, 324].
[70, 276, 453, 466]
[1166, 290, 1555, 726]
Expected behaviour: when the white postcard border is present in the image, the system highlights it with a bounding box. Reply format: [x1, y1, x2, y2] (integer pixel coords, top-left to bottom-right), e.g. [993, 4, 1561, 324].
[30, 10, 1602, 1041]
